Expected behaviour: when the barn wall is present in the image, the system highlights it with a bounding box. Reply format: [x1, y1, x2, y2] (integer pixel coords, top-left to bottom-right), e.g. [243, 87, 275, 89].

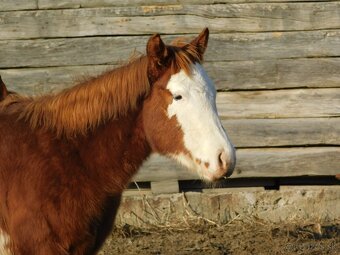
[0, 0, 339, 192]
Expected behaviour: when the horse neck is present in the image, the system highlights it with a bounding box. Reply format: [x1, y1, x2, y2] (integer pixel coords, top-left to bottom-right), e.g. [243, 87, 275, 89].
[76, 108, 151, 193]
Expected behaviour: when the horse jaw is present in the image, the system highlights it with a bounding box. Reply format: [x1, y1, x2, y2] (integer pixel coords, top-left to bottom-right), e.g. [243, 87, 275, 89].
[166, 63, 236, 182]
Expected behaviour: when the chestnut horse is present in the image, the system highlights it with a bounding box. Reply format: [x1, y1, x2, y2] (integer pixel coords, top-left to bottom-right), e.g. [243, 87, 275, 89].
[0, 28, 236, 255]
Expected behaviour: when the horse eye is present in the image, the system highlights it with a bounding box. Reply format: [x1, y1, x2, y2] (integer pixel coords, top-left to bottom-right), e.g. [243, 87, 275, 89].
[174, 95, 182, 101]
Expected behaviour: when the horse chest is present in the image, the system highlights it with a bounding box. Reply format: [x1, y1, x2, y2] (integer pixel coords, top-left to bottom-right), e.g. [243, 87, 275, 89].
[0, 228, 12, 255]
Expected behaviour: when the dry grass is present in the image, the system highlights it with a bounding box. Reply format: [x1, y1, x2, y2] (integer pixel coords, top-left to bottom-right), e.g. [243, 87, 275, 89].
[100, 191, 339, 255]
[100, 219, 339, 255]
[103, 187, 340, 254]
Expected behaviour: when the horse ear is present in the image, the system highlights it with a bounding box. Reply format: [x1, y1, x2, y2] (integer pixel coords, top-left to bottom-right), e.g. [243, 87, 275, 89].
[189, 28, 209, 60]
[0, 75, 9, 100]
[146, 34, 167, 64]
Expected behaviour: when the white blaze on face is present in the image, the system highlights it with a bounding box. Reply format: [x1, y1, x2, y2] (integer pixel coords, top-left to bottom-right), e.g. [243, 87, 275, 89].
[0, 229, 12, 255]
[167, 63, 236, 181]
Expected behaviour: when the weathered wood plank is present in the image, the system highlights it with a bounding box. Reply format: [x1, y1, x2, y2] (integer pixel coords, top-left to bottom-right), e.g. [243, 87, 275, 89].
[223, 118, 340, 147]
[37, 0, 336, 9]
[0, 0, 37, 11]
[2, 3, 340, 39]
[0, 65, 116, 95]
[206, 58, 340, 90]
[235, 147, 340, 178]
[217, 89, 340, 119]
[0, 37, 143, 68]
[208, 31, 340, 62]
[135, 147, 340, 181]
[2, 57, 340, 94]
[151, 180, 180, 194]
[1, 31, 340, 68]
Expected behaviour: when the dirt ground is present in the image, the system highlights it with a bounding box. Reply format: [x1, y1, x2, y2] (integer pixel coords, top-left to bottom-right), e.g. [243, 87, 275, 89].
[99, 220, 339, 255]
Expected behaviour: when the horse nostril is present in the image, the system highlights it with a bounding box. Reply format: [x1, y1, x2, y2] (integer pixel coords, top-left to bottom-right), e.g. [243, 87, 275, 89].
[218, 150, 228, 170]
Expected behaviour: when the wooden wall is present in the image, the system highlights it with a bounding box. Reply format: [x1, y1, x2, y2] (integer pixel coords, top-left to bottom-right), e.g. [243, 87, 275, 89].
[1, 0, 339, 192]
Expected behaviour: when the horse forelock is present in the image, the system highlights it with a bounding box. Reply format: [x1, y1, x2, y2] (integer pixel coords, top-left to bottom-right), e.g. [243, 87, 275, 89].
[168, 42, 202, 75]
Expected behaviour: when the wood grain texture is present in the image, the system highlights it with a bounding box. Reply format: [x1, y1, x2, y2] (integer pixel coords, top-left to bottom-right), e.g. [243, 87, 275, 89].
[217, 88, 340, 119]
[37, 0, 337, 9]
[135, 147, 340, 181]
[0, 0, 37, 11]
[1, 31, 340, 68]
[207, 58, 340, 90]
[0, 65, 116, 95]
[223, 118, 340, 147]
[151, 180, 180, 194]
[1, 3, 340, 39]
[2, 57, 340, 94]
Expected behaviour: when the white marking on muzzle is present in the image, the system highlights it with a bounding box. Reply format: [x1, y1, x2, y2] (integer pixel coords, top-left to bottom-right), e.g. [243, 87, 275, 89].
[166, 63, 236, 180]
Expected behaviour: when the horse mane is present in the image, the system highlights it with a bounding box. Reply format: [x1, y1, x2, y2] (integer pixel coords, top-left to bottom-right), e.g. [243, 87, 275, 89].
[3, 42, 201, 138]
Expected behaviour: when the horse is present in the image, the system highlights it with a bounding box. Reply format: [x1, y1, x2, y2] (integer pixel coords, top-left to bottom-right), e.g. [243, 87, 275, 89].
[0, 28, 236, 255]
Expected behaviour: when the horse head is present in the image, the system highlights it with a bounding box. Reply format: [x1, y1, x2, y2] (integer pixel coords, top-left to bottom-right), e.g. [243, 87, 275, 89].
[142, 28, 236, 182]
